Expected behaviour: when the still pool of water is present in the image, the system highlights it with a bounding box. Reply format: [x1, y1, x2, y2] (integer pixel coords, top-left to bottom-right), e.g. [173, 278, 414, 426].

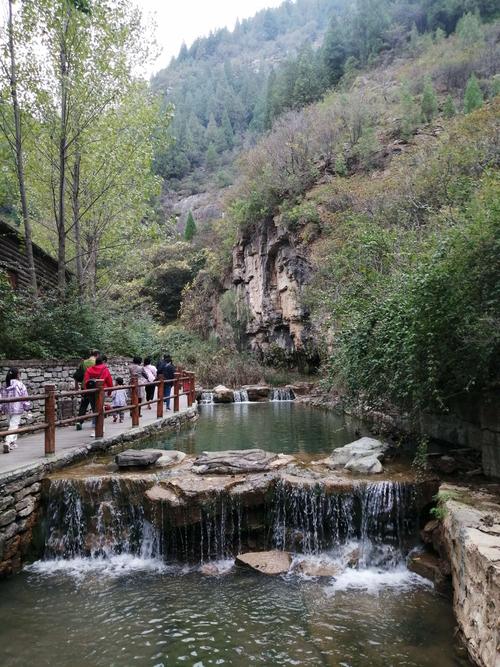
[153, 402, 368, 456]
[0, 560, 468, 667]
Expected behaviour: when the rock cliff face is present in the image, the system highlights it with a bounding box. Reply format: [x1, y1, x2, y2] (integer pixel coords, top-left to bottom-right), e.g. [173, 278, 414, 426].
[231, 218, 313, 359]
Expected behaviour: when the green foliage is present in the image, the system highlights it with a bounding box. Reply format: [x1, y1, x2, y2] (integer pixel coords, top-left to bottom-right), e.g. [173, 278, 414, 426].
[456, 12, 484, 46]
[412, 437, 429, 473]
[463, 74, 483, 113]
[0, 279, 162, 359]
[430, 490, 460, 520]
[443, 94, 456, 118]
[421, 77, 438, 122]
[400, 81, 421, 140]
[184, 211, 197, 241]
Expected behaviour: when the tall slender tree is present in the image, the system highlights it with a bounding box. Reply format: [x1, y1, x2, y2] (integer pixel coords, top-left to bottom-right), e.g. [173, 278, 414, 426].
[0, 0, 37, 293]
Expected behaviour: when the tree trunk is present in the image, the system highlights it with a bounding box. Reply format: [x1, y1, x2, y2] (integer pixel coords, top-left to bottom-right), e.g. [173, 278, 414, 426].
[8, 0, 37, 294]
[71, 149, 83, 298]
[57, 11, 70, 295]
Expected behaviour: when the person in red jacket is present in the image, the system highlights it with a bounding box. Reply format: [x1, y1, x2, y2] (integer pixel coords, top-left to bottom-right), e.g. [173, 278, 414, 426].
[82, 356, 113, 436]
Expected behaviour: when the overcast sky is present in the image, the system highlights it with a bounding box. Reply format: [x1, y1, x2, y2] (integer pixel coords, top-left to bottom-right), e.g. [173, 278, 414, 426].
[139, 0, 284, 76]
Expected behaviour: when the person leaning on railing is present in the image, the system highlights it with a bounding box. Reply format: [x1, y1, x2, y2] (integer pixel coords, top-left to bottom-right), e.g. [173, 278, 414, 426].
[1, 367, 32, 454]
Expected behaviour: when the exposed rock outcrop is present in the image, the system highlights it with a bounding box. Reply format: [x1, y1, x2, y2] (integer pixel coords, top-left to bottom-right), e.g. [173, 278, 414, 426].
[231, 217, 314, 359]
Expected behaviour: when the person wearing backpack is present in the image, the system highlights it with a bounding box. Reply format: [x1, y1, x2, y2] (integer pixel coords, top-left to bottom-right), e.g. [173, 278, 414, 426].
[77, 355, 112, 432]
[73, 350, 98, 389]
[1, 368, 31, 453]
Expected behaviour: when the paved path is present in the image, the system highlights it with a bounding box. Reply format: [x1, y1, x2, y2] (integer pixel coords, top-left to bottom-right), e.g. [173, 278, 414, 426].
[0, 397, 189, 477]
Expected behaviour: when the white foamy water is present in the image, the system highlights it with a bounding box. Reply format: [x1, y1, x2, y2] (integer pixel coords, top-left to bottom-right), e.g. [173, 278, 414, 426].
[324, 566, 432, 595]
[25, 555, 170, 580]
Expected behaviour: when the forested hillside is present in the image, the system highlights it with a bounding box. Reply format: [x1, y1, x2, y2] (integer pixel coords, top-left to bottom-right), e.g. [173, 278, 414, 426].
[0, 0, 498, 405]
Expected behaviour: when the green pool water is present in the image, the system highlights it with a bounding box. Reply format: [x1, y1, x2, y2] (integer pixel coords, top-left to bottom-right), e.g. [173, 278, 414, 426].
[153, 401, 369, 456]
[0, 561, 468, 667]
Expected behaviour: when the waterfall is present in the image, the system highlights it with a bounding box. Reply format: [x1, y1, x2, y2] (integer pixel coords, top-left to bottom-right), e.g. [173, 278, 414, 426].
[233, 389, 249, 403]
[271, 480, 418, 566]
[39, 476, 423, 569]
[43, 477, 159, 560]
[270, 387, 295, 401]
[199, 391, 214, 404]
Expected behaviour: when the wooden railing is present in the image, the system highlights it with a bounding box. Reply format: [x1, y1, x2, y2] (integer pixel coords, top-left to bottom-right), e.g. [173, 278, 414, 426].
[0, 371, 196, 456]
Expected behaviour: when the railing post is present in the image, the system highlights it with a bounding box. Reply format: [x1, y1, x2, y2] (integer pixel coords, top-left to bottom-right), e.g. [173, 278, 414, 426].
[95, 379, 105, 438]
[157, 374, 164, 419]
[190, 372, 196, 406]
[173, 372, 180, 413]
[187, 372, 193, 408]
[44, 384, 56, 456]
[131, 376, 140, 427]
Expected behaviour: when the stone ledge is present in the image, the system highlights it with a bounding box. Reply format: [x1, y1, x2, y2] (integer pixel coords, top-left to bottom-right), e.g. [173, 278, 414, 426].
[442, 485, 500, 667]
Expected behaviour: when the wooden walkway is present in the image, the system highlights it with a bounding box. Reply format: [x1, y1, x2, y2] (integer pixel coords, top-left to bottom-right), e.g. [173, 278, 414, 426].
[0, 396, 189, 477]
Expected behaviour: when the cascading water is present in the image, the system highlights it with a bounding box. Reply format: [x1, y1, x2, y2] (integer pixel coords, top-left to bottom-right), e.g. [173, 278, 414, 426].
[271, 480, 419, 569]
[42, 477, 159, 560]
[199, 391, 214, 404]
[270, 387, 295, 401]
[39, 475, 424, 575]
[233, 389, 249, 403]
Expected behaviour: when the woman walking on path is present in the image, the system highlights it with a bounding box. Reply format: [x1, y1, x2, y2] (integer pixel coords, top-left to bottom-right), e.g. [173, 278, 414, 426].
[129, 357, 148, 416]
[1, 368, 31, 454]
[143, 357, 157, 409]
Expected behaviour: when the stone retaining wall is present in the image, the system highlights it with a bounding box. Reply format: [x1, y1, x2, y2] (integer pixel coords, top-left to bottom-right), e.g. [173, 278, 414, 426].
[441, 485, 500, 667]
[0, 357, 131, 427]
[0, 406, 198, 578]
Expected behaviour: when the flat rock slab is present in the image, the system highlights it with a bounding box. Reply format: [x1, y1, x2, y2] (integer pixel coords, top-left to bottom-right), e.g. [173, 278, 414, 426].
[115, 449, 163, 468]
[236, 550, 292, 575]
[192, 449, 278, 474]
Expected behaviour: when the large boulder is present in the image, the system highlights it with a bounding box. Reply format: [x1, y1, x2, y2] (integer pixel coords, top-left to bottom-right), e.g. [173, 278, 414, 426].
[242, 385, 270, 401]
[345, 454, 383, 474]
[236, 550, 291, 575]
[192, 449, 278, 475]
[213, 385, 234, 403]
[115, 449, 162, 468]
[319, 437, 388, 474]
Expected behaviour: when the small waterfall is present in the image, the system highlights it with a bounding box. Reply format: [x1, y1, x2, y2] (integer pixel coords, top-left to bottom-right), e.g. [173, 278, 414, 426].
[270, 387, 295, 401]
[271, 480, 418, 566]
[199, 391, 214, 404]
[43, 477, 159, 560]
[233, 389, 249, 403]
[39, 475, 426, 569]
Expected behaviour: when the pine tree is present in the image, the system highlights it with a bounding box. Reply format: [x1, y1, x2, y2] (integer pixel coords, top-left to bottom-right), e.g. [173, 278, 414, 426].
[205, 142, 217, 170]
[221, 109, 234, 149]
[443, 94, 456, 118]
[184, 211, 197, 241]
[456, 12, 484, 47]
[421, 77, 438, 122]
[463, 74, 483, 114]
